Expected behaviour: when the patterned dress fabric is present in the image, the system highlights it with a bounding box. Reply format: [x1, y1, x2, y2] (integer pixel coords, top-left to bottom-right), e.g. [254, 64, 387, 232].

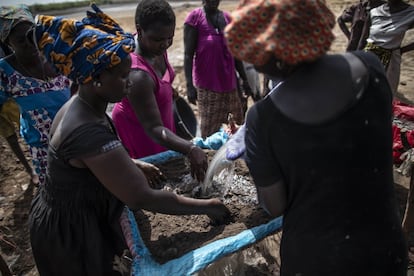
[0, 59, 70, 184]
[30, 5, 136, 275]
[33, 3, 135, 84]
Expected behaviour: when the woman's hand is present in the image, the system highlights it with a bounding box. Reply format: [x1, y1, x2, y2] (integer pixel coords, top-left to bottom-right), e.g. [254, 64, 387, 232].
[186, 85, 198, 105]
[187, 146, 208, 182]
[133, 159, 165, 188]
[205, 198, 231, 225]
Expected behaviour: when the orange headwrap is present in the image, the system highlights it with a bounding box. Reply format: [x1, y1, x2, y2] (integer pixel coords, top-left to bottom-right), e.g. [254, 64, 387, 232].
[224, 0, 336, 66]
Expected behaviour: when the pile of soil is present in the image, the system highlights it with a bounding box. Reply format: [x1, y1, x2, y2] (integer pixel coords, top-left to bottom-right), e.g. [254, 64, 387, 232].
[134, 204, 273, 264]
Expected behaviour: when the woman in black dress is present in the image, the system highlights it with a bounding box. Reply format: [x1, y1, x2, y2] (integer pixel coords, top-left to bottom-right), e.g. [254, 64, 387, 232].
[225, 0, 407, 275]
[29, 5, 229, 275]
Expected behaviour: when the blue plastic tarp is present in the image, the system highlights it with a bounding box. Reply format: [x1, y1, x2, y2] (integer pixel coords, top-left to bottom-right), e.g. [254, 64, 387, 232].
[120, 208, 283, 276]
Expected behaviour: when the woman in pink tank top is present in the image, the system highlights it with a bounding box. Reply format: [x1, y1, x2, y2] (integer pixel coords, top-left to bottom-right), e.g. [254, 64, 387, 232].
[184, 0, 252, 138]
[112, 0, 208, 182]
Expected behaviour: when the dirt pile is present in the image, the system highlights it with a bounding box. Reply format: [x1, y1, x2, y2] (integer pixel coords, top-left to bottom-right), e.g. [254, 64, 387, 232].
[133, 153, 275, 266]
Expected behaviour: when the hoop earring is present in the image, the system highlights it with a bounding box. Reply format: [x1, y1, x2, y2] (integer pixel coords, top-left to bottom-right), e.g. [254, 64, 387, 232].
[93, 80, 102, 87]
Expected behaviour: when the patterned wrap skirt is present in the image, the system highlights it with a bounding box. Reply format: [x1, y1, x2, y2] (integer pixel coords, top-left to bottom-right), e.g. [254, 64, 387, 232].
[197, 88, 244, 138]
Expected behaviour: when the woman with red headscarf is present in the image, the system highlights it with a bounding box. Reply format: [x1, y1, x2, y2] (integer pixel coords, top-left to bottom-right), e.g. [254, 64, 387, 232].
[225, 0, 407, 274]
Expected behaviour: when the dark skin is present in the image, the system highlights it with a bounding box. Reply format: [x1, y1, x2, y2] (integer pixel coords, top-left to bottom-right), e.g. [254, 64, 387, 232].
[337, 0, 385, 40]
[6, 22, 58, 81]
[131, 20, 208, 182]
[18, 21, 159, 186]
[184, 0, 252, 105]
[5, 133, 39, 186]
[3, 21, 81, 186]
[253, 53, 367, 217]
[183, 24, 197, 104]
[1, 21, 54, 186]
[387, 0, 414, 54]
[49, 56, 229, 220]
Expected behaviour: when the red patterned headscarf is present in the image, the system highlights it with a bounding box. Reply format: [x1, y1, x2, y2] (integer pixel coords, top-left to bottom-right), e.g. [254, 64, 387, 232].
[224, 0, 336, 66]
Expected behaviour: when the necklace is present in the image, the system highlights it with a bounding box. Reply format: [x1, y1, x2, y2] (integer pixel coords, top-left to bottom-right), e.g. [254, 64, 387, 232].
[205, 9, 221, 34]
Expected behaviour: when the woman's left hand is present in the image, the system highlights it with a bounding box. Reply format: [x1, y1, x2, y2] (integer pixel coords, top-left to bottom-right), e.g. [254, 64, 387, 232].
[187, 146, 208, 182]
[133, 159, 165, 188]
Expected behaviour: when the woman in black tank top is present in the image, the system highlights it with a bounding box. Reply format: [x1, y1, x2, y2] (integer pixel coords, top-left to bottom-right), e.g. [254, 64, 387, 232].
[225, 0, 408, 275]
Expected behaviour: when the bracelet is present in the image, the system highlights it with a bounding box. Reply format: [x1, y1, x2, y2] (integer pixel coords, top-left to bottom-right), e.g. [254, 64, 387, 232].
[186, 145, 197, 157]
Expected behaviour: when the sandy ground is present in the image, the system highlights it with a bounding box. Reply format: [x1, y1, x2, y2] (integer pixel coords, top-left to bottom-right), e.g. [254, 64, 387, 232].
[1, 1, 414, 275]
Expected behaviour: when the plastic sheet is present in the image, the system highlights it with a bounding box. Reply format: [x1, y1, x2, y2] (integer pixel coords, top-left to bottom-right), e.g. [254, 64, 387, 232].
[128, 134, 282, 275]
[120, 208, 283, 276]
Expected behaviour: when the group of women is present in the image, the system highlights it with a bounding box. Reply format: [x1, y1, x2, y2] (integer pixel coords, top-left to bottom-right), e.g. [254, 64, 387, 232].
[0, 0, 412, 275]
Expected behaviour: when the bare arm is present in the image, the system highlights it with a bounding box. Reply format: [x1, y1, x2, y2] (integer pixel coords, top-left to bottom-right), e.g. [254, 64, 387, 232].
[132, 159, 164, 188]
[401, 42, 414, 55]
[244, 104, 286, 218]
[234, 59, 252, 97]
[184, 23, 198, 105]
[128, 69, 186, 151]
[128, 69, 207, 182]
[337, 5, 357, 40]
[337, 16, 351, 40]
[256, 180, 287, 218]
[82, 146, 228, 218]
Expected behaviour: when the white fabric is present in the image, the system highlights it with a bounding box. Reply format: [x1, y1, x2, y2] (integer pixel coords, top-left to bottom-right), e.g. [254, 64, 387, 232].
[367, 4, 414, 49]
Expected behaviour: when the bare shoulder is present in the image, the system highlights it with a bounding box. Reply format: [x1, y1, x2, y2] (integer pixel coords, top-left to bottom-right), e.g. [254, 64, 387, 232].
[50, 97, 99, 146]
[129, 69, 156, 97]
[273, 54, 364, 124]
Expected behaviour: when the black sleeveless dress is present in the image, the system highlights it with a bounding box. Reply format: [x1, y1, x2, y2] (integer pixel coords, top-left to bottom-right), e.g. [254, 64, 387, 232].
[245, 52, 408, 275]
[29, 123, 130, 275]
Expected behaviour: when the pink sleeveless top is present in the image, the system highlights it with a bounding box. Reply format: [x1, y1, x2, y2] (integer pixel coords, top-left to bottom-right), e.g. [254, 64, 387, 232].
[184, 8, 237, 92]
[112, 51, 176, 158]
